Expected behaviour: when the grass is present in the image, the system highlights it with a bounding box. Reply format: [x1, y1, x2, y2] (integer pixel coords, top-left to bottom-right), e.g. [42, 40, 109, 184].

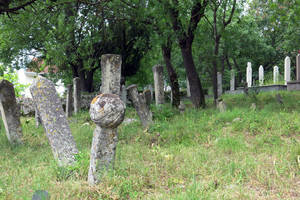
[0, 91, 300, 199]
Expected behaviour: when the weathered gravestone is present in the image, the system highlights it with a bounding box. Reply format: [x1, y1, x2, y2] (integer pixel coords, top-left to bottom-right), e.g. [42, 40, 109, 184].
[88, 94, 125, 185]
[296, 54, 300, 81]
[273, 66, 279, 84]
[230, 69, 235, 91]
[66, 84, 73, 117]
[152, 65, 164, 105]
[186, 76, 191, 97]
[0, 79, 23, 145]
[259, 65, 264, 86]
[73, 77, 81, 114]
[217, 72, 223, 97]
[284, 56, 291, 85]
[30, 76, 78, 166]
[143, 89, 152, 106]
[247, 62, 252, 87]
[127, 85, 152, 128]
[120, 84, 127, 103]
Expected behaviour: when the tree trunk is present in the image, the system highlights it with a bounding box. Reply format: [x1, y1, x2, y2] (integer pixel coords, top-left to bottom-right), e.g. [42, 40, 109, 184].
[180, 44, 205, 108]
[212, 35, 220, 102]
[162, 41, 180, 108]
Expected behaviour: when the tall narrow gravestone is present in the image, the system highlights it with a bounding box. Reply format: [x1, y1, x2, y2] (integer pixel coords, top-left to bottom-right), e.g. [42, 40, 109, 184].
[127, 85, 152, 128]
[186, 76, 191, 97]
[259, 65, 264, 86]
[217, 72, 222, 97]
[152, 65, 164, 105]
[88, 54, 124, 185]
[273, 66, 279, 84]
[101, 54, 122, 95]
[73, 78, 81, 114]
[246, 62, 252, 87]
[230, 69, 235, 91]
[0, 80, 23, 145]
[30, 77, 78, 166]
[296, 54, 300, 81]
[284, 56, 291, 85]
[66, 84, 73, 117]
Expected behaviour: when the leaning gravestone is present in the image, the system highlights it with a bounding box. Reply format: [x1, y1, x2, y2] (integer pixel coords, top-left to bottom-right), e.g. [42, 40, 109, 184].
[88, 54, 124, 185]
[73, 77, 81, 114]
[0, 79, 23, 145]
[152, 65, 164, 105]
[127, 84, 152, 128]
[284, 56, 291, 85]
[30, 76, 78, 166]
[247, 62, 252, 87]
[259, 65, 264, 86]
[66, 84, 73, 117]
[273, 66, 279, 84]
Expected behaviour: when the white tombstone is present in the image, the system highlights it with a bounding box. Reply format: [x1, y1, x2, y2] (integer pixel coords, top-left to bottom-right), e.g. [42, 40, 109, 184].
[230, 69, 235, 91]
[259, 65, 264, 86]
[273, 66, 279, 84]
[246, 62, 252, 87]
[186, 76, 191, 97]
[284, 56, 291, 85]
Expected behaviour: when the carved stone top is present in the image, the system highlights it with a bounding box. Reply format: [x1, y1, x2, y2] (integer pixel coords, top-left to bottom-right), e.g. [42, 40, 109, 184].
[90, 93, 125, 128]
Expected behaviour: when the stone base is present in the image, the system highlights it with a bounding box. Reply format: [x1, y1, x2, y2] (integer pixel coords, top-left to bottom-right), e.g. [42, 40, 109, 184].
[287, 81, 300, 91]
[225, 85, 287, 95]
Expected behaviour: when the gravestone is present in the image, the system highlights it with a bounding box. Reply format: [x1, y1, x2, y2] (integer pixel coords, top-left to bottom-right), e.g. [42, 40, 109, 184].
[246, 62, 252, 87]
[143, 89, 152, 106]
[297, 54, 300, 81]
[284, 56, 291, 85]
[217, 99, 226, 112]
[186, 76, 191, 97]
[120, 84, 127, 103]
[30, 76, 78, 166]
[66, 84, 73, 117]
[230, 69, 235, 91]
[88, 94, 125, 185]
[259, 65, 264, 86]
[101, 54, 122, 95]
[0, 79, 23, 145]
[73, 77, 81, 114]
[34, 106, 42, 128]
[152, 65, 164, 105]
[144, 85, 154, 100]
[127, 85, 152, 128]
[217, 72, 222, 97]
[273, 66, 279, 84]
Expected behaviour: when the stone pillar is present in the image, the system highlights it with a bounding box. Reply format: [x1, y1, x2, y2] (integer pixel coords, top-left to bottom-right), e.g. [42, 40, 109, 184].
[66, 84, 73, 117]
[127, 85, 152, 128]
[88, 94, 125, 185]
[101, 54, 122, 96]
[30, 76, 78, 166]
[284, 56, 291, 85]
[230, 69, 235, 91]
[217, 72, 222, 97]
[152, 65, 164, 105]
[73, 77, 81, 114]
[0, 80, 23, 145]
[143, 89, 152, 106]
[120, 84, 127, 104]
[259, 65, 264, 86]
[186, 76, 191, 97]
[273, 66, 279, 84]
[296, 54, 300, 81]
[246, 62, 252, 87]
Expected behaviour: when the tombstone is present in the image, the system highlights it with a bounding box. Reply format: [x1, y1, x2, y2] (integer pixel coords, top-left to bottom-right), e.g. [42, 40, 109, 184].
[34, 106, 42, 128]
[250, 103, 256, 111]
[296, 54, 300, 81]
[88, 94, 125, 185]
[144, 84, 154, 100]
[0, 80, 23, 145]
[284, 56, 291, 85]
[246, 62, 252, 87]
[143, 89, 152, 106]
[217, 72, 222, 97]
[120, 84, 127, 104]
[127, 85, 152, 128]
[88, 54, 123, 185]
[101, 54, 122, 96]
[273, 66, 279, 84]
[186, 76, 191, 97]
[30, 76, 78, 166]
[230, 69, 235, 91]
[152, 65, 164, 105]
[178, 101, 185, 114]
[217, 99, 226, 112]
[259, 65, 264, 86]
[73, 77, 81, 114]
[66, 84, 73, 117]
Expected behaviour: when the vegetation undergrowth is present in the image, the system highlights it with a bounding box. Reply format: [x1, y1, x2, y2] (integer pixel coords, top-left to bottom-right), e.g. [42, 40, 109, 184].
[1, 91, 299, 199]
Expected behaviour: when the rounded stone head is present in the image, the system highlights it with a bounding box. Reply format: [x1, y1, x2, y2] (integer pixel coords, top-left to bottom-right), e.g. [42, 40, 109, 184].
[90, 93, 125, 128]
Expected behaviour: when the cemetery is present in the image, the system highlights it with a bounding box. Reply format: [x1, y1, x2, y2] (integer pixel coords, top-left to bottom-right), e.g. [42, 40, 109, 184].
[0, 1, 300, 199]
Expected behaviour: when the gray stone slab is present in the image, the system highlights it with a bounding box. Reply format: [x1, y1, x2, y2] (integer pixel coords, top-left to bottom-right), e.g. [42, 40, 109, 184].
[152, 65, 164, 105]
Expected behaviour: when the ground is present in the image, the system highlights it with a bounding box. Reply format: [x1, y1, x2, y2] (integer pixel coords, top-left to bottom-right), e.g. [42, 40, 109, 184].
[0, 91, 299, 199]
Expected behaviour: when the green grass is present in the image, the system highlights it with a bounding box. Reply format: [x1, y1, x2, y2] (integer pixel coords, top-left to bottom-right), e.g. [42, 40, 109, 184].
[1, 91, 300, 199]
